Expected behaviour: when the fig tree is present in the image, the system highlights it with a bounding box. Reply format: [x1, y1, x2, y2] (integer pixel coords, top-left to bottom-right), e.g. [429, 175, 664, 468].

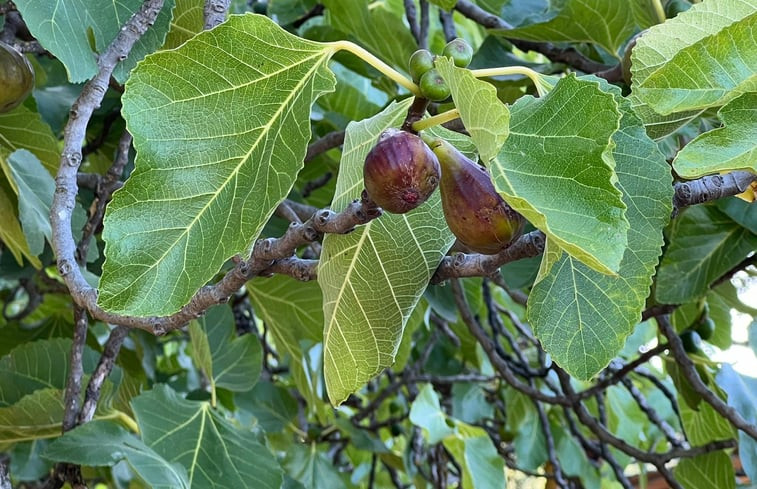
[0, 41, 34, 113]
[694, 317, 715, 341]
[363, 128, 441, 214]
[430, 139, 524, 254]
[442, 38, 473, 68]
[680, 330, 702, 354]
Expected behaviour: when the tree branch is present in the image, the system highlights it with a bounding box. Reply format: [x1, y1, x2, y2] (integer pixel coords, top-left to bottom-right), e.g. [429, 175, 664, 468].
[673, 171, 756, 213]
[657, 316, 757, 441]
[203, 0, 230, 30]
[78, 326, 129, 425]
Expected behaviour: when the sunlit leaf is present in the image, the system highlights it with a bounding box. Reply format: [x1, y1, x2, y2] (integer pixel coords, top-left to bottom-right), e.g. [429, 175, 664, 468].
[100, 14, 337, 316]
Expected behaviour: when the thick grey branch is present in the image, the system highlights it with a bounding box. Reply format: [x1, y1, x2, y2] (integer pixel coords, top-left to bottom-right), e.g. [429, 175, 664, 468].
[203, 0, 230, 30]
[673, 171, 756, 213]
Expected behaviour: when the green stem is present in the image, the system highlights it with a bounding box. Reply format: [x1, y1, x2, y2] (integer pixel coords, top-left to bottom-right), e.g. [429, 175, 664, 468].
[330, 41, 421, 96]
[411, 108, 460, 132]
[470, 66, 549, 97]
[651, 0, 667, 24]
[103, 411, 140, 434]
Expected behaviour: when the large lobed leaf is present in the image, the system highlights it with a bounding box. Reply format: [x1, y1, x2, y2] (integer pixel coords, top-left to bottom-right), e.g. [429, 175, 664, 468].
[631, 0, 757, 115]
[13, 0, 176, 83]
[99, 14, 337, 316]
[132, 384, 282, 489]
[319, 100, 456, 405]
[673, 92, 757, 178]
[490, 74, 629, 276]
[527, 84, 672, 380]
[0, 104, 60, 176]
[44, 420, 190, 489]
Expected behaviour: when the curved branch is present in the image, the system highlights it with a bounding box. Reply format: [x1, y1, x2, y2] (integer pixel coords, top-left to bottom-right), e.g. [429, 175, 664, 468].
[673, 171, 756, 213]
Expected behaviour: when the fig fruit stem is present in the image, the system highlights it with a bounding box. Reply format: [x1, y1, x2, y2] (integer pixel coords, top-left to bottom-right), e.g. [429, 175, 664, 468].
[470, 66, 549, 96]
[411, 108, 460, 132]
[651, 0, 666, 24]
[330, 40, 421, 96]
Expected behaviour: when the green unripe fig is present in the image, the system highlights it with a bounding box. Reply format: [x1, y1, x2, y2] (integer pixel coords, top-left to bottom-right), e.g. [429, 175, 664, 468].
[680, 330, 702, 354]
[665, 0, 691, 18]
[0, 42, 35, 113]
[363, 128, 441, 214]
[390, 423, 403, 437]
[408, 49, 435, 82]
[694, 317, 715, 341]
[442, 38, 473, 68]
[419, 69, 451, 102]
[430, 139, 524, 254]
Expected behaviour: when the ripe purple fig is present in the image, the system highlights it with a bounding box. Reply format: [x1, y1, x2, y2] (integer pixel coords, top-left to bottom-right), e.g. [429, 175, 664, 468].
[363, 128, 441, 214]
[430, 139, 524, 254]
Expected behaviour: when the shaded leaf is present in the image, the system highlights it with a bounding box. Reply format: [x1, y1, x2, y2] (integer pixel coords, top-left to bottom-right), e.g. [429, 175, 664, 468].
[0, 389, 65, 445]
[673, 92, 757, 178]
[196, 305, 262, 392]
[14, 0, 176, 83]
[162, 0, 204, 50]
[43, 420, 189, 489]
[0, 184, 39, 268]
[319, 100, 455, 404]
[100, 14, 337, 316]
[321, 0, 416, 70]
[235, 381, 298, 432]
[0, 104, 60, 175]
[491, 74, 628, 276]
[656, 205, 757, 304]
[409, 384, 456, 444]
[495, 0, 635, 57]
[5, 150, 55, 255]
[528, 84, 672, 380]
[248, 275, 323, 407]
[132, 384, 283, 489]
[716, 364, 757, 485]
[442, 423, 506, 489]
[284, 444, 347, 489]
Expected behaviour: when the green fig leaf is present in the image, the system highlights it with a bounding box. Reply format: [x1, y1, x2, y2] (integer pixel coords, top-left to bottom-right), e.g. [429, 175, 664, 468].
[528, 87, 672, 380]
[0, 179, 40, 268]
[99, 14, 337, 316]
[655, 204, 757, 305]
[631, 1, 757, 115]
[673, 92, 757, 177]
[493, 0, 635, 57]
[490, 74, 629, 276]
[436, 57, 509, 163]
[0, 104, 60, 176]
[322, 0, 416, 70]
[132, 384, 282, 489]
[162, 0, 204, 50]
[0, 389, 66, 444]
[43, 420, 190, 489]
[319, 100, 455, 405]
[675, 451, 736, 489]
[13, 0, 176, 83]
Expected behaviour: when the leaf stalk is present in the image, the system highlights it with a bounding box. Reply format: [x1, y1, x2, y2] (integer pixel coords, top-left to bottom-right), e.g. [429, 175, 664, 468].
[330, 41, 421, 96]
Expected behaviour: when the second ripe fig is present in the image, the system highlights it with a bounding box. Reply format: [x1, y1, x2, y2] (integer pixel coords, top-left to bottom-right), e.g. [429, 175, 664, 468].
[430, 139, 524, 254]
[363, 128, 441, 214]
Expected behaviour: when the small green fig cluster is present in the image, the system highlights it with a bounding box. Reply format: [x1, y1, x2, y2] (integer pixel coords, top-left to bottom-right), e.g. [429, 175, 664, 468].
[679, 304, 715, 354]
[408, 38, 473, 102]
[363, 128, 524, 255]
[0, 41, 35, 113]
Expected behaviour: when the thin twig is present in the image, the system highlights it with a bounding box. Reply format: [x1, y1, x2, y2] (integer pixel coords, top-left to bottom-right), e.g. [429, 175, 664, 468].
[78, 326, 129, 424]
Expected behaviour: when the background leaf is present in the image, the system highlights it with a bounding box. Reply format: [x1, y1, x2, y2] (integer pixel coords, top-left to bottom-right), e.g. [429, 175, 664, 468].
[162, 0, 204, 50]
[13, 0, 176, 83]
[43, 420, 190, 489]
[655, 204, 757, 304]
[0, 104, 60, 175]
[674, 451, 735, 489]
[631, 0, 757, 115]
[494, 0, 635, 57]
[490, 74, 628, 276]
[100, 14, 337, 316]
[318, 101, 455, 404]
[0, 184, 40, 268]
[673, 92, 757, 178]
[527, 86, 672, 380]
[132, 384, 283, 489]
[0, 389, 66, 446]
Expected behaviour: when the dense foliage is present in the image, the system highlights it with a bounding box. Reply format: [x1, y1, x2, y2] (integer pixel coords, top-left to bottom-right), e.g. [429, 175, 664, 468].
[0, 0, 756, 488]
